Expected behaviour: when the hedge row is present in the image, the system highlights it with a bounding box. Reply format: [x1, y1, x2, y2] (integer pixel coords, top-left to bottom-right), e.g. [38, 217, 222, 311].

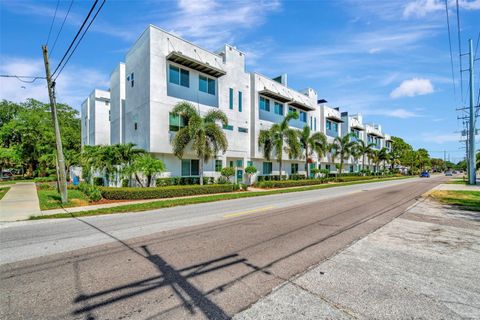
[156, 176, 215, 186]
[100, 184, 236, 200]
[254, 179, 325, 189]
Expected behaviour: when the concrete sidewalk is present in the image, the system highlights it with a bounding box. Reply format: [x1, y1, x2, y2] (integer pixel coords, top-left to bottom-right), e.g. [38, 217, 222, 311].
[0, 183, 41, 221]
[235, 195, 480, 319]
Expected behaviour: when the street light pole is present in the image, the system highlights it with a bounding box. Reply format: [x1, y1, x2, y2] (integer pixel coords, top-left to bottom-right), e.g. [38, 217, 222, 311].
[467, 39, 476, 185]
[42, 45, 68, 203]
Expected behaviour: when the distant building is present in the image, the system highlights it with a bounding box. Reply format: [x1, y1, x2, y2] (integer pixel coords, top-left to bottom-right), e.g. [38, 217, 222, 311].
[81, 89, 110, 146]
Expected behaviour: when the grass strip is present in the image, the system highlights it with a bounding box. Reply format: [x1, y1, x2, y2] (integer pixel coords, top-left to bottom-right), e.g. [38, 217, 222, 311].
[31, 176, 413, 220]
[37, 189, 90, 210]
[0, 187, 10, 200]
[430, 190, 480, 212]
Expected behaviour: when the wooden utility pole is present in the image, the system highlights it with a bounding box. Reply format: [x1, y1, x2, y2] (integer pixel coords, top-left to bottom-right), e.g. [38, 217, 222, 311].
[42, 45, 68, 203]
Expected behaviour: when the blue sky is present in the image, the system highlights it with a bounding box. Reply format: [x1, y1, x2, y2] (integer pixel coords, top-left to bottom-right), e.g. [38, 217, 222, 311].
[1, 0, 479, 162]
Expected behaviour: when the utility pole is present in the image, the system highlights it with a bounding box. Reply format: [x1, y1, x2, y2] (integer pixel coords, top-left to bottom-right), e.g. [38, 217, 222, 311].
[42, 45, 68, 203]
[467, 39, 476, 185]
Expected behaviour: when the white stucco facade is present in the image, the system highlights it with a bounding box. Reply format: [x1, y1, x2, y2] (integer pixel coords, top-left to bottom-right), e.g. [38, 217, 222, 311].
[82, 24, 398, 181]
[81, 89, 111, 146]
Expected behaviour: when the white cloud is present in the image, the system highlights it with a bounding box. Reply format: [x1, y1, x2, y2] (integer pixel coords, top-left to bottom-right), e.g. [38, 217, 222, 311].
[421, 132, 459, 143]
[163, 0, 281, 49]
[364, 108, 423, 119]
[0, 57, 108, 109]
[403, 0, 443, 18]
[390, 78, 434, 98]
[403, 0, 480, 18]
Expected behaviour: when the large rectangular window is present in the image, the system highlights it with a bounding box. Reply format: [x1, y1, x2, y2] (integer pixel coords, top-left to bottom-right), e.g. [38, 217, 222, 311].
[274, 102, 283, 115]
[326, 120, 332, 130]
[288, 106, 297, 115]
[169, 113, 186, 132]
[215, 160, 222, 172]
[291, 163, 299, 174]
[332, 122, 338, 132]
[223, 124, 233, 131]
[238, 91, 243, 112]
[238, 127, 248, 133]
[229, 88, 233, 109]
[260, 97, 270, 112]
[199, 75, 216, 95]
[314, 117, 317, 131]
[181, 159, 200, 176]
[299, 111, 307, 122]
[263, 162, 273, 175]
[169, 65, 189, 87]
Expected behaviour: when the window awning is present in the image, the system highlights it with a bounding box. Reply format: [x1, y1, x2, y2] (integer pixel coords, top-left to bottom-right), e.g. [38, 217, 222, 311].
[259, 89, 292, 103]
[351, 124, 365, 131]
[166, 51, 226, 78]
[368, 132, 384, 138]
[289, 100, 315, 111]
[326, 115, 344, 123]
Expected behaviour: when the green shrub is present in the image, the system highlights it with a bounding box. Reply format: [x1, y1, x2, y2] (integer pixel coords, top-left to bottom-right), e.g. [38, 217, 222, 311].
[216, 176, 229, 184]
[156, 176, 214, 186]
[100, 184, 236, 200]
[289, 174, 306, 180]
[220, 167, 235, 181]
[255, 179, 324, 189]
[122, 179, 129, 188]
[241, 183, 248, 191]
[78, 182, 102, 202]
[37, 183, 54, 190]
[93, 177, 104, 186]
[257, 175, 288, 182]
[34, 176, 57, 183]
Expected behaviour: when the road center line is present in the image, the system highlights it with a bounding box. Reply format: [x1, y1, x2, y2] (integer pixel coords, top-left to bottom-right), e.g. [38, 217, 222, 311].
[223, 205, 276, 218]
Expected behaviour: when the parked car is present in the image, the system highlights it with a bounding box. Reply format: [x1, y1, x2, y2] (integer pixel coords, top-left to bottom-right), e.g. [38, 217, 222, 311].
[420, 171, 430, 178]
[445, 171, 453, 176]
[1, 171, 13, 180]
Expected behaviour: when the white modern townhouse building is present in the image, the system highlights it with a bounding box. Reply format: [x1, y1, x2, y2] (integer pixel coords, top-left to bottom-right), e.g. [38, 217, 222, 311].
[109, 63, 126, 144]
[81, 89, 111, 146]
[81, 24, 397, 181]
[341, 111, 366, 172]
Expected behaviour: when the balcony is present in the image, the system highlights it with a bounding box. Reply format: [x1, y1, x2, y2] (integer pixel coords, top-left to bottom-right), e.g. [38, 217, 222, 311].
[166, 51, 226, 78]
[259, 109, 306, 129]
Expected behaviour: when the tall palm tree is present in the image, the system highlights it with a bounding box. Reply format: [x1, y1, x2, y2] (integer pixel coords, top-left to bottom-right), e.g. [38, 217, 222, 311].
[170, 101, 228, 185]
[259, 112, 301, 180]
[370, 149, 382, 174]
[350, 144, 362, 173]
[115, 143, 146, 185]
[356, 140, 376, 172]
[329, 134, 356, 176]
[379, 147, 389, 172]
[299, 126, 328, 178]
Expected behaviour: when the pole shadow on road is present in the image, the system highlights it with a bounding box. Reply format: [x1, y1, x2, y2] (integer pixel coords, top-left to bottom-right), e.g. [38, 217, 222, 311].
[71, 218, 271, 320]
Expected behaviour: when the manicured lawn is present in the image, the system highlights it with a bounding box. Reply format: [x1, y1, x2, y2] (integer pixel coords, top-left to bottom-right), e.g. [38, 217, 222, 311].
[0, 187, 10, 200]
[37, 189, 90, 210]
[430, 190, 480, 211]
[0, 179, 34, 185]
[30, 176, 413, 219]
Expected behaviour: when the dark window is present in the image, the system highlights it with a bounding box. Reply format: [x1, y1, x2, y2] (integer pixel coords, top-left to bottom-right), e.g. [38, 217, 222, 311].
[291, 163, 299, 174]
[169, 65, 189, 87]
[263, 162, 273, 175]
[223, 124, 233, 131]
[300, 111, 307, 122]
[238, 91, 242, 112]
[134, 122, 138, 130]
[238, 127, 248, 133]
[229, 88, 233, 109]
[215, 160, 222, 172]
[199, 75, 216, 95]
[274, 102, 283, 115]
[260, 97, 270, 111]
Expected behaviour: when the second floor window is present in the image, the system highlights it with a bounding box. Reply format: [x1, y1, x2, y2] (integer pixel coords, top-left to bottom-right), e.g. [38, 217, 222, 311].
[274, 102, 283, 115]
[260, 97, 270, 112]
[199, 75, 215, 95]
[299, 111, 307, 122]
[169, 65, 189, 87]
[229, 88, 233, 109]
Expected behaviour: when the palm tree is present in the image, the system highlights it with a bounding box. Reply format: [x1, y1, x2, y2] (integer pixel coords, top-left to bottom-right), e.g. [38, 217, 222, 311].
[350, 144, 362, 173]
[298, 126, 328, 178]
[370, 149, 382, 174]
[170, 101, 228, 185]
[329, 134, 356, 176]
[356, 140, 376, 172]
[379, 147, 389, 173]
[126, 154, 165, 187]
[259, 112, 301, 180]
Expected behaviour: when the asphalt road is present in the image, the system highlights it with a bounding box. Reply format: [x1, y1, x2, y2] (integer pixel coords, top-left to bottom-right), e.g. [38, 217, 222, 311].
[0, 176, 446, 319]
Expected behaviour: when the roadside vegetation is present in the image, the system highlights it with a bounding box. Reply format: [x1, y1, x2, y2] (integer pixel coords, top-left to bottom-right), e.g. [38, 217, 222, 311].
[30, 176, 412, 219]
[430, 190, 480, 212]
[0, 186, 10, 200]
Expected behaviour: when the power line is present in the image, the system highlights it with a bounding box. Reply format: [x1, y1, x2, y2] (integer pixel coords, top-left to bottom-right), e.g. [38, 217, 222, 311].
[53, 0, 106, 81]
[445, 0, 456, 98]
[51, 0, 99, 77]
[50, 0, 75, 58]
[0, 74, 45, 83]
[474, 32, 480, 63]
[46, 0, 60, 46]
[456, 0, 464, 104]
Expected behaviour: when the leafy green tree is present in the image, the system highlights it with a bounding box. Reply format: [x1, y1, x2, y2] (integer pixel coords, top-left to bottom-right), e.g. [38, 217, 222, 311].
[220, 167, 235, 182]
[476, 151, 479, 170]
[0, 99, 80, 177]
[259, 112, 301, 180]
[245, 165, 257, 185]
[127, 154, 165, 187]
[329, 134, 356, 176]
[0, 147, 20, 175]
[356, 140, 376, 172]
[379, 147, 389, 172]
[171, 101, 228, 185]
[298, 126, 328, 178]
[370, 149, 382, 173]
[391, 136, 413, 167]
